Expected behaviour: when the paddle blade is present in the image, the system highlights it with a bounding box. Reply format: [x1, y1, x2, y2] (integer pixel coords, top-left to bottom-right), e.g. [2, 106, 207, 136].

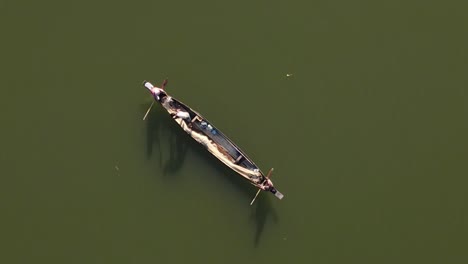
[250, 188, 262, 205]
[266, 168, 274, 179]
[161, 79, 168, 90]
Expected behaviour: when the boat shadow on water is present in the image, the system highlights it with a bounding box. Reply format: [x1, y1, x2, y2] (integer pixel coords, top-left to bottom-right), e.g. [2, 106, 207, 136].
[144, 105, 188, 178]
[251, 194, 279, 247]
[143, 103, 279, 247]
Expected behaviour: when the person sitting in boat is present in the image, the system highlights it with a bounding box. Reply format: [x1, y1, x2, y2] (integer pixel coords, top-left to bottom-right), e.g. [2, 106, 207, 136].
[260, 178, 280, 196]
[260, 178, 274, 191]
[172, 109, 191, 122]
[150, 87, 166, 101]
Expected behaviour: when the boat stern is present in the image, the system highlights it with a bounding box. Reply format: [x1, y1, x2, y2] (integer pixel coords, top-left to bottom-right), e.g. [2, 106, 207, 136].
[260, 178, 284, 200]
[270, 188, 284, 200]
[143, 80, 155, 91]
[143, 80, 166, 101]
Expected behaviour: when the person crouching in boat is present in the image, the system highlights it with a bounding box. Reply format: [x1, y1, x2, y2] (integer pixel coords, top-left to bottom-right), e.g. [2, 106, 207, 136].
[260, 178, 280, 195]
[172, 109, 191, 122]
[150, 87, 166, 101]
[171, 109, 192, 128]
[260, 178, 274, 191]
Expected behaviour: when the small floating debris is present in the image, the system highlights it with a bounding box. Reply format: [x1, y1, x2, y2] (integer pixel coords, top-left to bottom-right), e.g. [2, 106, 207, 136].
[286, 73, 293, 77]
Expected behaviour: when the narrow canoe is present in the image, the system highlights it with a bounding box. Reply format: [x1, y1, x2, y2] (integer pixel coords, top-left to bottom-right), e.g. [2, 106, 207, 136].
[143, 80, 284, 200]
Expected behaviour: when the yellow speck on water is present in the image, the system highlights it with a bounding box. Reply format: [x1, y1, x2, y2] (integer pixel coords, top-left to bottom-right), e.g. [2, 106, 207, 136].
[286, 73, 293, 77]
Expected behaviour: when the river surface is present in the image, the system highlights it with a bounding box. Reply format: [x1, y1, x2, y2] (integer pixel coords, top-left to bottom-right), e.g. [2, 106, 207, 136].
[1, 0, 467, 263]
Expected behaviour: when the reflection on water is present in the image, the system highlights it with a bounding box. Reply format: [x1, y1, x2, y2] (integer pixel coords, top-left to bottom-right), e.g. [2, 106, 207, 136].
[162, 131, 188, 175]
[143, 102, 188, 177]
[142, 99, 279, 246]
[251, 195, 279, 247]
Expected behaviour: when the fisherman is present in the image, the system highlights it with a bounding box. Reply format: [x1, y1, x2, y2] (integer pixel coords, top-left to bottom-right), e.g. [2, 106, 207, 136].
[150, 87, 166, 101]
[144, 80, 167, 101]
[173, 109, 191, 120]
[260, 178, 274, 191]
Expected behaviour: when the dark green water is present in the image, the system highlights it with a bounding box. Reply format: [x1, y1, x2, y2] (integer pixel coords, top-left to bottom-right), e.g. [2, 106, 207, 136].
[1, 0, 467, 263]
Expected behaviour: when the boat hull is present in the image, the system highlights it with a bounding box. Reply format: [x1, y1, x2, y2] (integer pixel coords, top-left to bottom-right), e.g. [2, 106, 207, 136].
[143, 81, 284, 200]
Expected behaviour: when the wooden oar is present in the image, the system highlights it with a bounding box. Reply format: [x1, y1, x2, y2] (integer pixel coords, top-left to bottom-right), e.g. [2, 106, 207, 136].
[250, 188, 262, 205]
[161, 79, 168, 89]
[143, 101, 155, 120]
[250, 168, 274, 205]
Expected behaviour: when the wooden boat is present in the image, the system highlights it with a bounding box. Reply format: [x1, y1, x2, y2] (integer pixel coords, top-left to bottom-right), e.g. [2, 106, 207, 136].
[143, 80, 284, 203]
